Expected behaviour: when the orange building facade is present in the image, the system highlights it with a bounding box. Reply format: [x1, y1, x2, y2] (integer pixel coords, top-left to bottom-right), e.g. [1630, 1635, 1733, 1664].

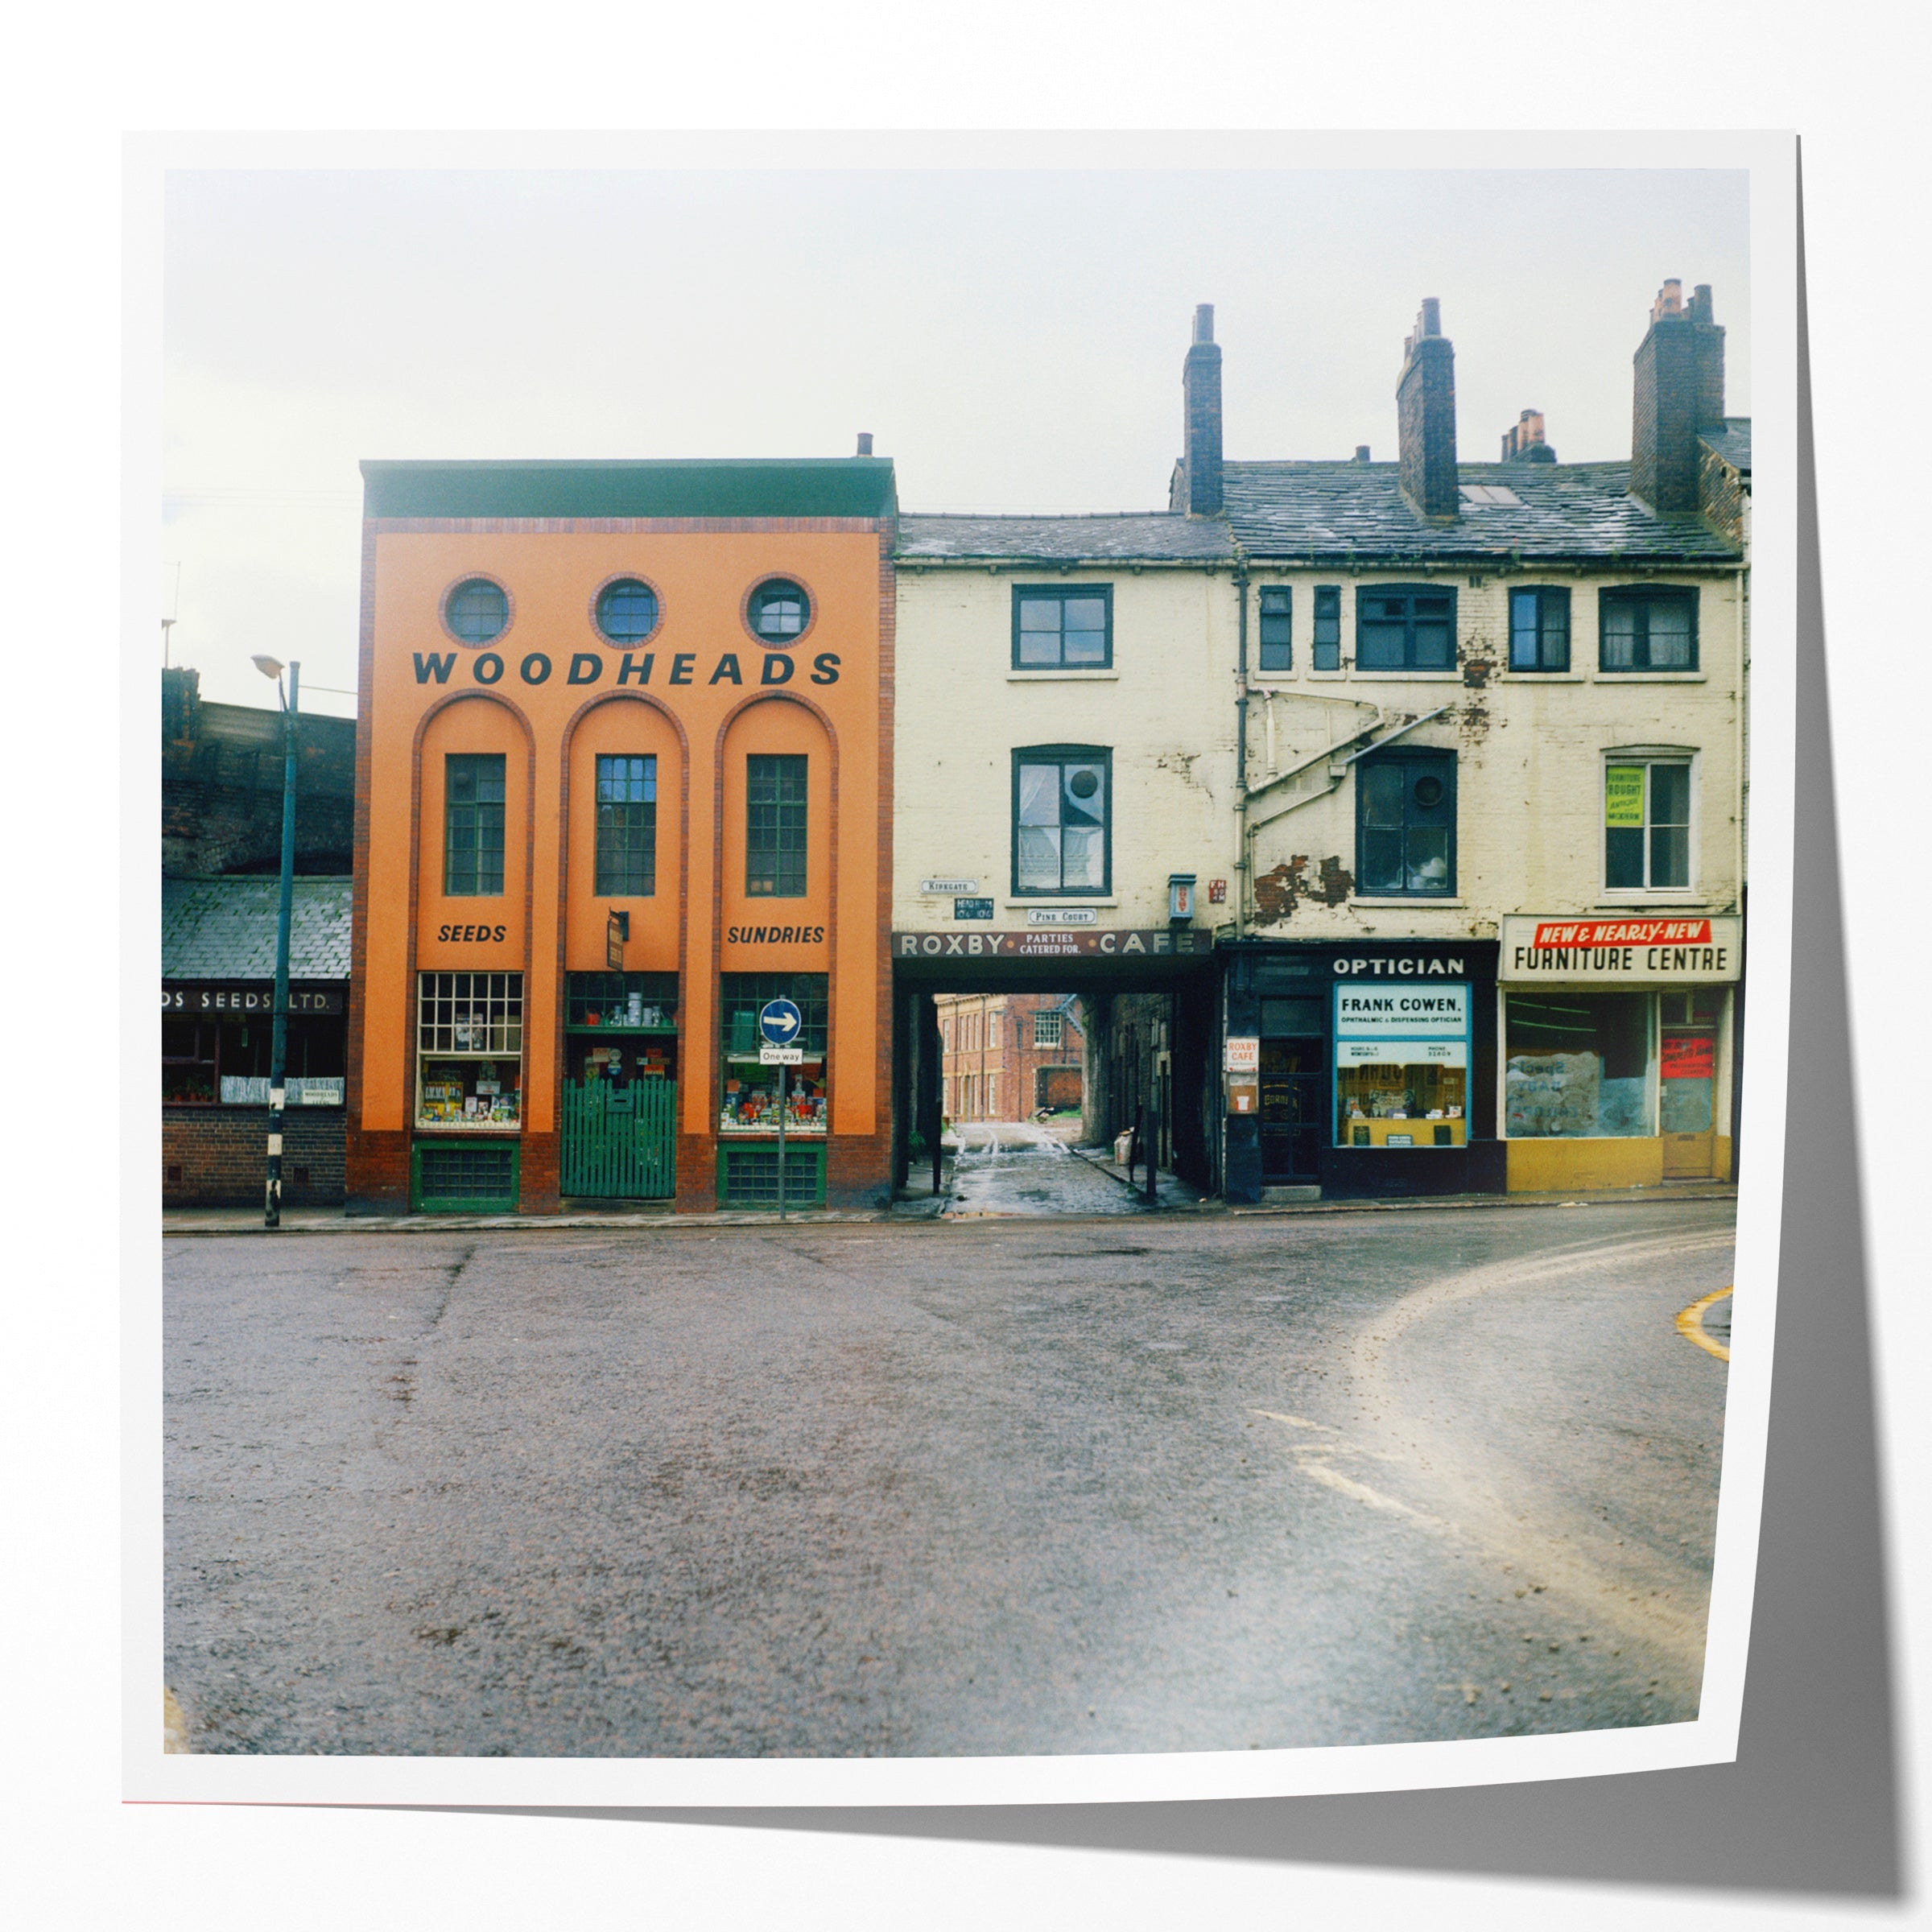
[345, 460, 897, 1215]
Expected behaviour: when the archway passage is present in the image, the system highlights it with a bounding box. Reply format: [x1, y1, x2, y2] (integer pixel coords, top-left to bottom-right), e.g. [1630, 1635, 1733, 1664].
[890, 942, 1220, 1212]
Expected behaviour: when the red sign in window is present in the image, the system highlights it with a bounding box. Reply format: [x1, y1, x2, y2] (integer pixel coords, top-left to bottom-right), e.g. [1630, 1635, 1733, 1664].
[1662, 1034, 1716, 1080]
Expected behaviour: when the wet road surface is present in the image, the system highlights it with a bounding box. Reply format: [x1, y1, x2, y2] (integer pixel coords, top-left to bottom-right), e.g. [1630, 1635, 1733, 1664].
[163, 1200, 1732, 1757]
[945, 1121, 1200, 1216]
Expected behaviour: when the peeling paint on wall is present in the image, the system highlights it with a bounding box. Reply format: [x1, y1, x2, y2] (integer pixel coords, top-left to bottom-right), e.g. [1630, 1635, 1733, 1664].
[1253, 855, 1354, 923]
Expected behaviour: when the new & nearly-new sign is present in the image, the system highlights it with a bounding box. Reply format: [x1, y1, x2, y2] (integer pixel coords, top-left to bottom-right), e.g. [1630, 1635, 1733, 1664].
[1501, 915, 1741, 984]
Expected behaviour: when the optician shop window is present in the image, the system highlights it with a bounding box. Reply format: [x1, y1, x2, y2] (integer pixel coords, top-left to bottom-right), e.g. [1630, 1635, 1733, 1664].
[1505, 991, 1653, 1138]
[1334, 980, 1470, 1148]
[718, 973, 828, 1136]
[1605, 758, 1692, 891]
[417, 971, 522, 1129]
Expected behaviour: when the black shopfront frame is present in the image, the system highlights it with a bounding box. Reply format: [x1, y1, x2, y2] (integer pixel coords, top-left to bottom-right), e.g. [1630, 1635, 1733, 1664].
[1220, 937, 1502, 1204]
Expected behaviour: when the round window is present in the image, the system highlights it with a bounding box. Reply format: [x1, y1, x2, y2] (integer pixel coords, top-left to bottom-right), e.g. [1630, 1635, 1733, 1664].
[445, 577, 508, 644]
[748, 578, 810, 645]
[595, 578, 660, 644]
[1067, 770, 1101, 799]
[1413, 775, 1446, 808]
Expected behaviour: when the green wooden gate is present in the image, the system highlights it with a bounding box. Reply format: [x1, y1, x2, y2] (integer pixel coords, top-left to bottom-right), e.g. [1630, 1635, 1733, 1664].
[560, 1080, 678, 1199]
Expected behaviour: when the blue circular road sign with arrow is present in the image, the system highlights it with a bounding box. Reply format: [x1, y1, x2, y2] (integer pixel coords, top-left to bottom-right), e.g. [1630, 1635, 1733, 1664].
[758, 998, 803, 1046]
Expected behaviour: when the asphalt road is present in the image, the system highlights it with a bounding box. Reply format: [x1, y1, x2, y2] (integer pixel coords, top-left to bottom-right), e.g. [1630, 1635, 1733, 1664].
[163, 1197, 1733, 1757]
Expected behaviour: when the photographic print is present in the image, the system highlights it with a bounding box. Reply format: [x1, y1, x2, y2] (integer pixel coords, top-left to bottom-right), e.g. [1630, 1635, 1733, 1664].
[138, 134, 1794, 1805]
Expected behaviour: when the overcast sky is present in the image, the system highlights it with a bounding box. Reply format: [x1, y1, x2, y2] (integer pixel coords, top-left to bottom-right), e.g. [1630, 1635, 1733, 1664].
[162, 165, 1748, 716]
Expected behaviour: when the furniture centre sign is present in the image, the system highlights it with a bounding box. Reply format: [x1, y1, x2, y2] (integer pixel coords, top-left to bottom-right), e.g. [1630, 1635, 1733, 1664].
[1501, 914, 1741, 983]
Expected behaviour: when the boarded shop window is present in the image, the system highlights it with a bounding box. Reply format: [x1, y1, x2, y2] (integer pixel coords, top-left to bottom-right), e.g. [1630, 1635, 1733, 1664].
[1599, 588, 1697, 671]
[745, 753, 807, 897]
[594, 754, 657, 897]
[1356, 751, 1455, 896]
[1257, 587, 1292, 672]
[444, 753, 506, 896]
[1013, 586, 1112, 670]
[1505, 992, 1653, 1138]
[1312, 587, 1342, 671]
[1605, 760, 1692, 890]
[1509, 587, 1571, 671]
[1013, 748, 1110, 895]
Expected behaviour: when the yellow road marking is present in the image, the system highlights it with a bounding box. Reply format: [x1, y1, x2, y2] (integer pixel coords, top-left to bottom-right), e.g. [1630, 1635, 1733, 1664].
[1298, 1459, 1431, 1519]
[1249, 1409, 1340, 1433]
[1676, 1285, 1732, 1361]
[163, 1687, 189, 1753]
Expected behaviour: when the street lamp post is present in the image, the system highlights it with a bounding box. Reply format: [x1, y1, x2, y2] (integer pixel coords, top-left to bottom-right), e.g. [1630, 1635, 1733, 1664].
[253, 654, 300, 1228]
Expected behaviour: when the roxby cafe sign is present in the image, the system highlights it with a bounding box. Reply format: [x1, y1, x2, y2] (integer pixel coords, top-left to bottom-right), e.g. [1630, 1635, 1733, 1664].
[1500, 914, 1741, 984]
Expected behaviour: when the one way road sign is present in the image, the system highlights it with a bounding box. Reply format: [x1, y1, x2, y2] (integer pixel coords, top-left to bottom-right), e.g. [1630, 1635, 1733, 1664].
[758, 998, 803, 1046]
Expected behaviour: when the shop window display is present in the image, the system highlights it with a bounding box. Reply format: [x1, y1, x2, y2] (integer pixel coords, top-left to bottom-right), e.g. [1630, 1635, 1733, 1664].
[1333, 981, 1469, 1147]
[718, 972, 828, 1136]
[1505, 991, 1652, 1137]
[417, 971, 523, 1128]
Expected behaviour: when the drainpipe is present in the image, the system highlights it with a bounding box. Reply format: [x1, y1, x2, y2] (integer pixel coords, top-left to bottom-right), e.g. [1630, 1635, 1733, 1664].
[1232, 559, 1249, 939]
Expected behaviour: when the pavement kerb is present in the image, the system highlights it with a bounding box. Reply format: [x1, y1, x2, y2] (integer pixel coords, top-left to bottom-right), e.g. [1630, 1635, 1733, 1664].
[162, 1181, 1736, 1236]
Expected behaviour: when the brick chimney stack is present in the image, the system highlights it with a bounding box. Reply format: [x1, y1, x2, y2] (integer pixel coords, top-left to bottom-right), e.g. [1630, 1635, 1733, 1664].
[1397, 298, 1459, 520]
[1501, 409, 1556, 463]
[1631, 279, 1725, 513]
[1178, 303, 1224, 517]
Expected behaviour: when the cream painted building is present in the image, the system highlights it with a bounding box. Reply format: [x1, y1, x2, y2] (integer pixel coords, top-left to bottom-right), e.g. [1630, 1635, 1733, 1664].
[886, 286, 1750, 1205]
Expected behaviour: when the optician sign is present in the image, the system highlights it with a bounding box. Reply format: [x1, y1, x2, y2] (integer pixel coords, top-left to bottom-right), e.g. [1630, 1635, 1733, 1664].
[1500, 914, 1741, 984]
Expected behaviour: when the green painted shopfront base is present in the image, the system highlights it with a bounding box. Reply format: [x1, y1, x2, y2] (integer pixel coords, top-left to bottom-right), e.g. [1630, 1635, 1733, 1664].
[717, 1143, 825, 1211]
[412, 1139, 521, 1213]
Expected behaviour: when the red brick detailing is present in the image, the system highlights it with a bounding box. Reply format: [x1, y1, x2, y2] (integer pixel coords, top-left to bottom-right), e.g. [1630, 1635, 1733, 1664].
[346, 1126, 411, 1212]
[675, 1133, 716, 1214]
[165, 1108, 346, 1208]
[518, 1129, 560, 1213]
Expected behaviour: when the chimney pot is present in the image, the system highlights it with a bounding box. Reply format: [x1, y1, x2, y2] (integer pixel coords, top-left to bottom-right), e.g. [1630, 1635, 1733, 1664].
[1419, 297, 1441, 337]
[1354, 445, 1372, 463]
[1632, 278, 1724, 511]
[1193, 303, 1215, 345]
[855, 432, 873, 456]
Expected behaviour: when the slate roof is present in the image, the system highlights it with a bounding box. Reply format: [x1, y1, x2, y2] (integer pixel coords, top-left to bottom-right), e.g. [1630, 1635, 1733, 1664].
[896, 512, 1236, 564]
[163, 876, 353, 981]
[1701, 419, 1752, 474]
[1222, 460, 1744, 564]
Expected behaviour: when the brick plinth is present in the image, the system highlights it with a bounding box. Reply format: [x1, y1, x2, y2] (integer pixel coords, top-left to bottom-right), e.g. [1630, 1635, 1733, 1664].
[518, 1130, 560, 1214]
[164, 1107, 346, 1208]
[675, 1133, 718, 1213]
[345, 1126, 411, 1214]
[826, 1130, 892, 1212]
